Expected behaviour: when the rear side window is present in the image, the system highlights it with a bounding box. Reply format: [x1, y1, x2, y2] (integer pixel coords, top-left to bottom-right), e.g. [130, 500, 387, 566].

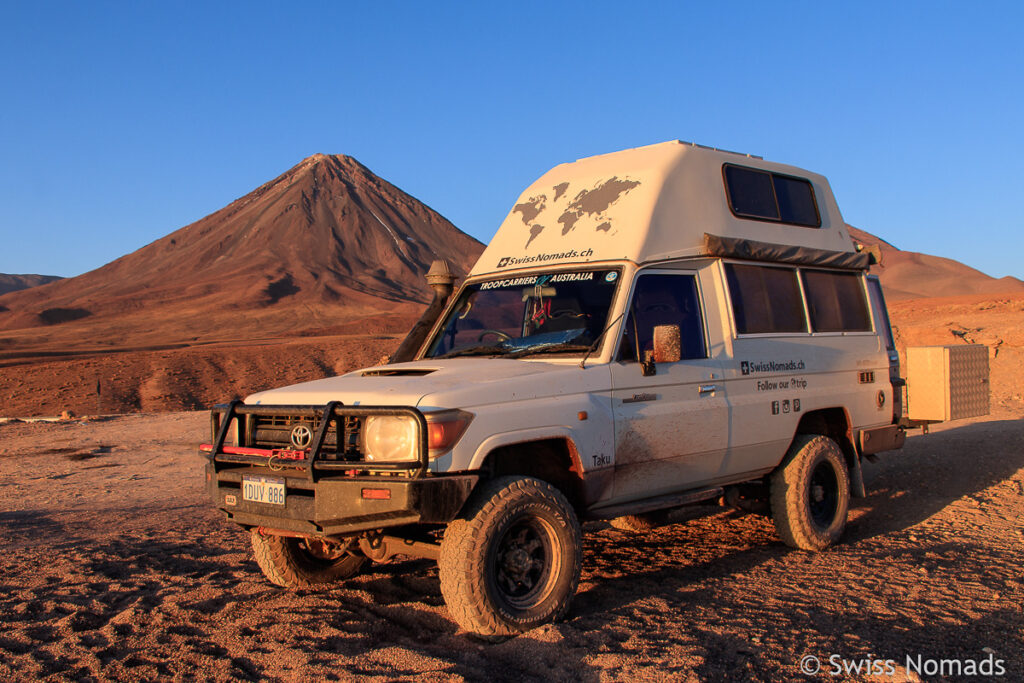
[802, 270, 872, 333]
[723, 164, 820, 227]
[866, 276, 895, 350]
[725, 264, 807, 334]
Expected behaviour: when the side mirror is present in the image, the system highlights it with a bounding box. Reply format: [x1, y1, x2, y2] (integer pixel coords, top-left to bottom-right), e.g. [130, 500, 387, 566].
[652, 325, 681, 364]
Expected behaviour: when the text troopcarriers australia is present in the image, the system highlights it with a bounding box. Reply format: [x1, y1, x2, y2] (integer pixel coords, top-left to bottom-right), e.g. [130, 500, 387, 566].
[496, 249, 593, 269]
[480, 271, 597, 290]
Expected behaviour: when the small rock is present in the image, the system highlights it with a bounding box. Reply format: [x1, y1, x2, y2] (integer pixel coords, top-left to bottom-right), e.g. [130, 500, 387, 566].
[60, 409, 76, 420]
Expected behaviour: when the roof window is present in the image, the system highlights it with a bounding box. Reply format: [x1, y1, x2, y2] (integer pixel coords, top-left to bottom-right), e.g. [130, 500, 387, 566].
[723, 164, 821, 227]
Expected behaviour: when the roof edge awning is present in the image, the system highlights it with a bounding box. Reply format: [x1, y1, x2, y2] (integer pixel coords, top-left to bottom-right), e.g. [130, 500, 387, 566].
[702, 233, 873, 270]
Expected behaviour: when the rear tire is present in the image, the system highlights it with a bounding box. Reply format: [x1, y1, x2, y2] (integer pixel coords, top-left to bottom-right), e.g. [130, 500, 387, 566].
[438, 476, 582, 639]
[770, 435, 850, 551]
[250, 530, 366, 588]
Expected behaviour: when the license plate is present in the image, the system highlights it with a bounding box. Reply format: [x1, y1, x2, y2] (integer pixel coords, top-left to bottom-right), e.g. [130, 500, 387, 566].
[241, 475, 286, 506]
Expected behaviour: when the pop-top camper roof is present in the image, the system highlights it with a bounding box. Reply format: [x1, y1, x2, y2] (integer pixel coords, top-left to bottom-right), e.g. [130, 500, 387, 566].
[470, 140, 868, 277]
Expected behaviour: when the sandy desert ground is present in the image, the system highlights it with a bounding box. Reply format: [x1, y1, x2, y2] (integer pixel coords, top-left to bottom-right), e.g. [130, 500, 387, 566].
[1, 402, 1021, 682]
[0, 331, 410, 418]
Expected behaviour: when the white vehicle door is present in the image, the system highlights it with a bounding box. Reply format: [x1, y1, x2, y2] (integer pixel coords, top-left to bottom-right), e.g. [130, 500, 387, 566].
[609, 271, 729, 502]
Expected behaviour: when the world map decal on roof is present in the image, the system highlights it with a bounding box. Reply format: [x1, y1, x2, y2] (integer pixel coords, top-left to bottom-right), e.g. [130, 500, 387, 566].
[514, 177, 641, 248]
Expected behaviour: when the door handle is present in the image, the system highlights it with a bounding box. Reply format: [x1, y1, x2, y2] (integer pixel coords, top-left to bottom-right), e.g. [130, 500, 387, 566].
[698, 384, 717, 395]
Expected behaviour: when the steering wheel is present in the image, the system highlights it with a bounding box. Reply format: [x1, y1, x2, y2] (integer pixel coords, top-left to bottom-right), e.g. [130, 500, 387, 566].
[478, 329, 512, 342]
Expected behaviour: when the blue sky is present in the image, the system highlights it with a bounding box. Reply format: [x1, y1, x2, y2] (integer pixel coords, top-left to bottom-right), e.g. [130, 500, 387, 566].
[1, 2, 1021, 279]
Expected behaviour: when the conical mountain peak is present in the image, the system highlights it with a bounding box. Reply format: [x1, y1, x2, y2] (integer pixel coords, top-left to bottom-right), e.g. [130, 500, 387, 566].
[295, 152, 358, 172]
[0, 155, 484, 348]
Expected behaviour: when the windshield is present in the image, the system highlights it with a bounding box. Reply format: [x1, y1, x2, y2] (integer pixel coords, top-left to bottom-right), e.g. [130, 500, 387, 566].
[424, 268, 622, 359]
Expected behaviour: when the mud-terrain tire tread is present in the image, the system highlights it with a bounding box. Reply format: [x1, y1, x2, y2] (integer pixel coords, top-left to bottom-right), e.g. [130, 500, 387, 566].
[438, 476, 582, 639]
[250, 530, 366, 589]
[770, 434, 851, 551]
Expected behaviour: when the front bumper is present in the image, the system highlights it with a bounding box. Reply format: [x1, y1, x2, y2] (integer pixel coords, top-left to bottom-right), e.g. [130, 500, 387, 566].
[206, 462, 477, 535]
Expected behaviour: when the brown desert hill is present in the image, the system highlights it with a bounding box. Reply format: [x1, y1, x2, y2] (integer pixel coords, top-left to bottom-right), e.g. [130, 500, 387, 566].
[0, 154, 484, 352]
[0, 273, 63, 297]
[848, 225, 1024, 301]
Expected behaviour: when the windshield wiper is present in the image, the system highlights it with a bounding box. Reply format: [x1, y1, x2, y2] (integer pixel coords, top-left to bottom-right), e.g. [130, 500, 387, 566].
[579, 311, 626, 369]
[435, 344, 510, 359]
[506, 343, 593, 359]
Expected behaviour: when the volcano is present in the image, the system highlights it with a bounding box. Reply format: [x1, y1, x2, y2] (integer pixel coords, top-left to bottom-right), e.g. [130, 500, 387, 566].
[0, 155, 484, 350]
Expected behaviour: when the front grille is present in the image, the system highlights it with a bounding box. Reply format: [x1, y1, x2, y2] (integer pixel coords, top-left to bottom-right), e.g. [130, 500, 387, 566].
[248, 413, 363, 460]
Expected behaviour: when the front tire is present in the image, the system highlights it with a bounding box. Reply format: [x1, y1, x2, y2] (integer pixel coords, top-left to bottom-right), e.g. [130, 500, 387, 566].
[770, 435, 850, 551]
[250, 530, 366, 588]
[438, 476, 582, 639]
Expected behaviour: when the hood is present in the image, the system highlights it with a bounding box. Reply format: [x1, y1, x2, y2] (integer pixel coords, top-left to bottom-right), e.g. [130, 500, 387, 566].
[245, 358, 610, 410]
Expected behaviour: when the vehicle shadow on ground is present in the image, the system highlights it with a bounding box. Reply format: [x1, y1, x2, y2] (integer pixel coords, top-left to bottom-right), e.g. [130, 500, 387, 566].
[685, 590, 1022, 680]
[848, 417, 1024, 541]
[572, 519, 777, 613]
[0, 509, 69, 544]
[569, 522, 1020, 679]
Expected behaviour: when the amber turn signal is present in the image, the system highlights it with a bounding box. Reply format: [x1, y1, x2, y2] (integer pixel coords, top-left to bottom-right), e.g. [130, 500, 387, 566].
[424, 409, 474, 458]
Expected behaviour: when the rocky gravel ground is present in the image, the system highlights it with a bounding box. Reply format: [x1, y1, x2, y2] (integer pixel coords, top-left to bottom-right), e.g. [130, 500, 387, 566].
[1, 409, 1021, 682]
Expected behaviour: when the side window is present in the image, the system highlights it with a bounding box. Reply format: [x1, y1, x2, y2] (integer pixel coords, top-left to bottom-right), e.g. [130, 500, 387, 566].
[802, 270, 872, 333]
[723, 164, 821, 227]
[724, 263, 807, 334]
[723, 165, 777, 220]
[772, 175, 820, 226]
[866, 276, 895, 350]
[619, 274, 706, 361]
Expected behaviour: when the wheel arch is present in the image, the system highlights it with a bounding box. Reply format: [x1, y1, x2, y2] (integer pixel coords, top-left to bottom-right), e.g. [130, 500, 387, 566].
[793, 407, 858, 475]
[475, 437, 586, 511]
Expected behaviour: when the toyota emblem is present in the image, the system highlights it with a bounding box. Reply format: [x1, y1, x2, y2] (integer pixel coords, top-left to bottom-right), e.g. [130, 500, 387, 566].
[290, 424, 313, 449]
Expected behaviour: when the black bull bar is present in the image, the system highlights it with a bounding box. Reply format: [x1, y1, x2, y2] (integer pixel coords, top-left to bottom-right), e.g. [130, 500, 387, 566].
[202, 400, 430, 481]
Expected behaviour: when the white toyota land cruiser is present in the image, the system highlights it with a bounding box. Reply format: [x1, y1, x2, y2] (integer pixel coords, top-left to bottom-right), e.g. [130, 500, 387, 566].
[202, 141, 987, 638]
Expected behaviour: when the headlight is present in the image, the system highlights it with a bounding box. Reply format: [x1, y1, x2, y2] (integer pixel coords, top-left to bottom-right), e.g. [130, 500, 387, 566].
[362, 416, 418, 462]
